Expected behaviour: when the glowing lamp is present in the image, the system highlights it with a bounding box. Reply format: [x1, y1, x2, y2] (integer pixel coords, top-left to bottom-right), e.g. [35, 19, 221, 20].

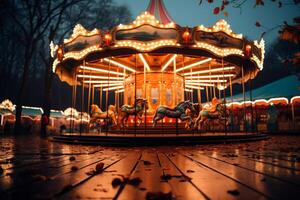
[182, 29, 191, 44]
[57, 46, 64, 61]
[245, 44, 252, 57]
[104, 32, 112, 46]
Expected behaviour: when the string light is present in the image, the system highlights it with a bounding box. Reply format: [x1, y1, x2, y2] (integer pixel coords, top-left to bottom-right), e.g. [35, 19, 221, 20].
[77, 75, 124, 80]
[64, 24, 99, 44]
[193, 42, 244, 57]
[93, 83, 123, 88]
[185, 82, 214, 87]
[103, 58, 136, 73]
[252, 39, 265, 70]
[114, 40, 178, 52]
[83, 80, 123, 84]
[138, 54, 151, 71]
[79, 66, 124, 76]
[185, 89, 193, 92]
[184, 66, 235, 76]
[185, 74, 235, 79]
[185, 85, 204, 90]
[103, 85, 124, 91]
[115, 89, 125, 93]
[186, 79, 227, 83]
[291, 96, 300, 104]
[196, 19, 243, 39]
[50, 41, 58, 58]
[161, 54, 177, 72]
[176, 58, 212, 72]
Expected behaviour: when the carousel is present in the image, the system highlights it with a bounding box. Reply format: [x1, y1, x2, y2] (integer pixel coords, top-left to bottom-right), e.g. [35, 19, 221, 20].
[50, 0, 267, 145]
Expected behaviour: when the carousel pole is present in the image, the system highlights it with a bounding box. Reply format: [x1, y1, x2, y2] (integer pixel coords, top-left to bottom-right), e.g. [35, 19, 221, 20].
[160, 60, 164, 133]
[209, 62, 213, 100]
[134, 54, 137, 137]
[229, 76, 234, 132]
[213, 84, 216, 98]
[144, 54, 147, 134]
[80, 60, 86, 135]
[190, 68, 194, 102]
[87, 72, 92, 115]
[182, 55, 186, 102]
[292, 102, 295, 131]
[218, 77, 221, 99]
[106, 58, 111, 135]
[205, 86, 209, 103]
[249, 71, 254, 133]
[92, 85, 95, 105]
[222, 58, 227, 135]
[73, 75, 78, 133]
[173, 55, 178, 135]
[242, 65, 247, 134]
[70, 74, 75, 134]
[99, 87, 103, 110]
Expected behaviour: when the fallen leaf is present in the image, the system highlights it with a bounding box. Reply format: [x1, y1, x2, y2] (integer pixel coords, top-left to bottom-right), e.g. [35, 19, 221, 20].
[112, 178, 122, 188]
[128, 177, 142, 187]
[227, 189, 240, 196]
[146, 191, 173, 200]
[69, 156, 76, 161]
[71, 166, 78, 171]
[95, 162, 104, 173]
[213, 7, 220, 14]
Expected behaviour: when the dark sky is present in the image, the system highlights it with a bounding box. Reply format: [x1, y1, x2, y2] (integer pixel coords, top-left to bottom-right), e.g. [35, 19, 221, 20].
[116, 0, 299, 45]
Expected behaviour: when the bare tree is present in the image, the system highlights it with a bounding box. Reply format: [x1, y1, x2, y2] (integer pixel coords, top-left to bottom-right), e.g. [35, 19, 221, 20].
[4, 0, 83, 134]
[38, 0, 132, 136]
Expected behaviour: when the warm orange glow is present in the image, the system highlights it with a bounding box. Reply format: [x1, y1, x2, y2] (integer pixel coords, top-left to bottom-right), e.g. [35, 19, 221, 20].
[176, 58, 212, 72]
[184, 66, 235, 76]
[103, 58, 136, 73]
[79, 66, 124, 76]
[161, 54, 177, 72]
[138, 54, 151, 71]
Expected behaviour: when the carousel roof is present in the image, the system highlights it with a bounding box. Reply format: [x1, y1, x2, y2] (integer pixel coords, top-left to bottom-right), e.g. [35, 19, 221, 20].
[146, 0, 174, 24]
[51, 0, 265, 92]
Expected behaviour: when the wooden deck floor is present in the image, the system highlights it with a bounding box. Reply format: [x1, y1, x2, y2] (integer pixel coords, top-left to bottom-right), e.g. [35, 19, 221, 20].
[0, 135, 299, 199]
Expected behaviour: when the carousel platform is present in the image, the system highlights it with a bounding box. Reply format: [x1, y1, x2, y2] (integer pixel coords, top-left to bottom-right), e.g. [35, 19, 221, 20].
[51, 130, 269, 146]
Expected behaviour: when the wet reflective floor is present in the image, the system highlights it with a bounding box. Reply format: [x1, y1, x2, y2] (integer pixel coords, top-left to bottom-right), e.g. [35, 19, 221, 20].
[0, 135, 299, 200]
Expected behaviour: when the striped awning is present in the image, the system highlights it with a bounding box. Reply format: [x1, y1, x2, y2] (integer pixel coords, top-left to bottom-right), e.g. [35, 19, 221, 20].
[146, 0, 174, 24]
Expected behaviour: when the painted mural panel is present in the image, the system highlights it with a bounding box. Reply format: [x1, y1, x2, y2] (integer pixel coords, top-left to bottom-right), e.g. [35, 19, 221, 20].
[116, 25, 178, 42]
[64, 35, 101, 53]
[195, 31, 243, 49]
[151, 88, 159, 105]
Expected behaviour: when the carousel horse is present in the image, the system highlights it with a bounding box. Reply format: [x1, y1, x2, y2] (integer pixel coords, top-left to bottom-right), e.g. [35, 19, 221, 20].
[153, 100, 196, 128]
[194, 101, 229, 130]
[119, 98, 149, 128]
[89, 104, 117, 129]
[185, 103, 201, 128]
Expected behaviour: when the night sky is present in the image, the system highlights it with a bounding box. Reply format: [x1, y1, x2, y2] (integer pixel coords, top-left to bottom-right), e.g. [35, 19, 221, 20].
[116, 0, 299, 45]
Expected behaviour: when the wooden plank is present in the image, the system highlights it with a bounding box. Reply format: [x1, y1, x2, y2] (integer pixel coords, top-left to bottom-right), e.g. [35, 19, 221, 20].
[1, 152, 124, 199]
[202, 150, 300, 186]
[0, 152, 106, 192]
[58, 150, 141, 200]
[179, 151, 300, 199]
[118, 150, 173, 200]
[166, 152, 267, 200]
[157, 152, 208, 200]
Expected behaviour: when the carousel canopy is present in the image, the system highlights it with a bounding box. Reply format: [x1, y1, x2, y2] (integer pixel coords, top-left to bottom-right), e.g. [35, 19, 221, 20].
[228, 75, 300, 102]
[50, 110, 64, 118]
[18, 106, 44, 117]
[51, 0, 265, 93]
